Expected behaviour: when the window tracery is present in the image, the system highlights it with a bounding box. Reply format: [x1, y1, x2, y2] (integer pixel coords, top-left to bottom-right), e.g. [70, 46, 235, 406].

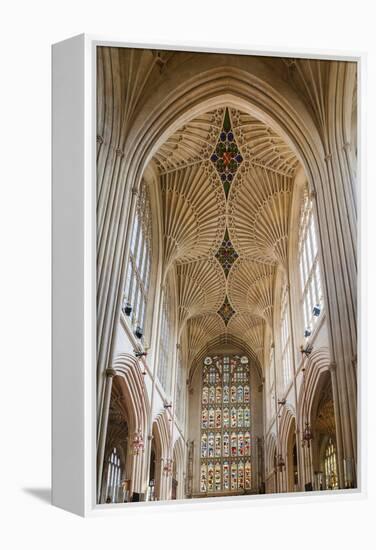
[268, 346, 275, 421]
[280, 282, 292, 387]
[200, 355, 251, 493]
[122, 180, 152, 338]
[298, 188, 324, 337]
[157, 288, 172, 394]
[105, 448, 122, 503]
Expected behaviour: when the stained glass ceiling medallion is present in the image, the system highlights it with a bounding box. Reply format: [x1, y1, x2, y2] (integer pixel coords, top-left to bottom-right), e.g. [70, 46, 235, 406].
[215, 228, 239, 277]
[210, 108, 243, 198]
[217, 295, 236, 326]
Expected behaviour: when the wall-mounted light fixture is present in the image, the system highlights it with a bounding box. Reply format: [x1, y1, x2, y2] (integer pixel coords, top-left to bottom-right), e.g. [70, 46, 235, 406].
[302, 422, 313, 448]
[163, 458, 173, 476]
[277, 454, 285, 472]
[134, 350, 147, 359]
[312, 304, 321, 317]
[300, 343, 313, 358]
[122, 301, 132, 316]
[131, 430, 144, 455]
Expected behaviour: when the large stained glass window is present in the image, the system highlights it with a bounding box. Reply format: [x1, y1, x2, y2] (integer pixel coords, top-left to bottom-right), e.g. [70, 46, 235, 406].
[200, 355, 251, 493]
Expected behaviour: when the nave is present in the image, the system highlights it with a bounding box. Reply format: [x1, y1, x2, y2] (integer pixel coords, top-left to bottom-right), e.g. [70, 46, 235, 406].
[96, 48, 357, 503]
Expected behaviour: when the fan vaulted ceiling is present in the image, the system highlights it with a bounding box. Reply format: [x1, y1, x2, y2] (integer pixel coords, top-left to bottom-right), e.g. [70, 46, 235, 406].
[152, 106, 300, 370]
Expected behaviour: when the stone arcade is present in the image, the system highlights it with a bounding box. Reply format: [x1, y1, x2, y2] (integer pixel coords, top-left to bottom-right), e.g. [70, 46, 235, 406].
[96, 48, 357, 503]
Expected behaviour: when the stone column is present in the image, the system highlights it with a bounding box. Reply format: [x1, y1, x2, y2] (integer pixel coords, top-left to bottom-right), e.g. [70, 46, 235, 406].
[328, 361, 345, 488]
[96, 366, 116, 502]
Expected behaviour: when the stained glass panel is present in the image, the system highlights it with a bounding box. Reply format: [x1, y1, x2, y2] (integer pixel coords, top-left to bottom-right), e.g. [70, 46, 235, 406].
[238, 460, 244, 489]
[223, 460, 230, 490]
[238, 407, 244, 428]
[223, 408, 229, 428]
[231, 407, 237, 427]
[200, 463, 207, 492]
[208, 407, 215, 428]
[245, 461, 251, 489]
[201, 433, 207, 458]
[231, 462, 237, 490]
[208, 462, 214, 491]
[202, 408, 208, 429]
[223, 432, 230, 457]
[208, 433, 214, 457]
[215, 462, 221, 491]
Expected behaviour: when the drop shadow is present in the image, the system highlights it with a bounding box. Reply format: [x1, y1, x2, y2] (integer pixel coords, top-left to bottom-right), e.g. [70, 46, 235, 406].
[23, 487, 51, 504]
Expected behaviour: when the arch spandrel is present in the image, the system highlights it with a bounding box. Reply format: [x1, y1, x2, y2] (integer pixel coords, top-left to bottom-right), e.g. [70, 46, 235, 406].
[186, 313, 226, 362]
[227, 312, 265, 365]
[176, 258, 226, 329]
[227, 257, 275, 325]
[228, 165, 293, 266]
[160, 162, 226, 272]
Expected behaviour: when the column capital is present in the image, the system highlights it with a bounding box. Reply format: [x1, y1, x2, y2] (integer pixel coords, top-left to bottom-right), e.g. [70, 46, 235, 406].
[105, 367, 117, 378]
[328, 361, 337, 372]
[343, 142, 351, 151]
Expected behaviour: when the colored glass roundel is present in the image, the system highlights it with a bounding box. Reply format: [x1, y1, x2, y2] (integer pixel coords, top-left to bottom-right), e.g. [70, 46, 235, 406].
[200, 355, 251, 493]
[217, 295, 236, 325]
[211, 108, 243, 198]
[215, 228, 239, 278]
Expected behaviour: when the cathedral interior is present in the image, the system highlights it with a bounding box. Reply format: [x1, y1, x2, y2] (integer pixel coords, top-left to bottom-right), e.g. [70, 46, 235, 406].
[96, 47, 357, 503]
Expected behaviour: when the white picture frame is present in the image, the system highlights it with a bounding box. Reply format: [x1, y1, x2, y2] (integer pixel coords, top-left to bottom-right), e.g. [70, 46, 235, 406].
[52, 34, 365, 517]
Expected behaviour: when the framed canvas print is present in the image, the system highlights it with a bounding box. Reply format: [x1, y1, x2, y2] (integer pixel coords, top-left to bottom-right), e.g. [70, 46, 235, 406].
[52, 35, 364, 516]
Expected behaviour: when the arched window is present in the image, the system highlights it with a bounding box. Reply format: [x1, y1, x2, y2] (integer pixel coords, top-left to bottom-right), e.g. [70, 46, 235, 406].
[298, 188, 324, 338]
[280, 282, 292, 387]
[122, 180, 152, 338]
[105, 448, 122, 503]
[200, 355, 251, 493]
[324, 438, 338, 490]
[157, 288, 172, 393]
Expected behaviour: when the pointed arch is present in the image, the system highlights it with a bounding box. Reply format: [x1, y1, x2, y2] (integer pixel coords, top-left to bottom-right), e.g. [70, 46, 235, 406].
[112, 353, 150, 436]
[173, 437, 185, 500]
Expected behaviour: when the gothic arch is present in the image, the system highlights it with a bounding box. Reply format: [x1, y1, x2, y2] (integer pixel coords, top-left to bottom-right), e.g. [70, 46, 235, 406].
[279, 404, 296, 449]
[279, 405, 297, 492]
[173, 437, 185, 500]
[265, 433, 277, 494]
[297, 347, 331, 426]
[152, 410, 172, 500]
[112, 353, 150, 436]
